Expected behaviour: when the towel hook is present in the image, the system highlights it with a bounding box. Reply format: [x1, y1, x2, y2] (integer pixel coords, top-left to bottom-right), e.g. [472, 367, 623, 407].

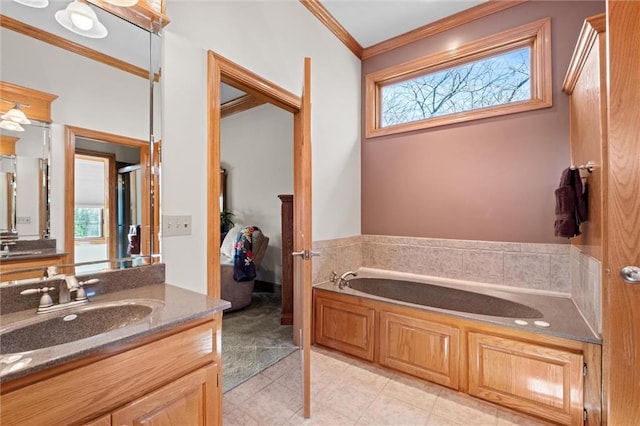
[570, 160, 598, 174]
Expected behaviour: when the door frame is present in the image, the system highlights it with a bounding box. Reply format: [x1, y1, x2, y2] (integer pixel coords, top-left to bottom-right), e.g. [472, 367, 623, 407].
[207, 52, 312, 419]
[206, 51, 301, 298]
[64, 126, 151, 268]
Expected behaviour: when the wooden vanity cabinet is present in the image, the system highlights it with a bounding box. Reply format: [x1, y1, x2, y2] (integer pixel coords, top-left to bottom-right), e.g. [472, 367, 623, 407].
[0, 253, 67, 281]
[111, 364, 216, 425]
[1, 314, 222, 426]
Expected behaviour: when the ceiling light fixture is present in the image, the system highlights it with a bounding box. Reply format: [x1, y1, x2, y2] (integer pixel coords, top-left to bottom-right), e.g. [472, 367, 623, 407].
[55, 0, 108, 39]
[103, 0, 139, 6]
[0, 120, 25, 132]
[13, 0, 49, 8]
[1, 104, 31, 125]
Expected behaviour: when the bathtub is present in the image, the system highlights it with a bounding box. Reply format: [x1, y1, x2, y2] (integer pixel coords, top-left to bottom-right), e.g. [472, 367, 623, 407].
[313, 273, 601, 425]
[315, 273, 599, 343]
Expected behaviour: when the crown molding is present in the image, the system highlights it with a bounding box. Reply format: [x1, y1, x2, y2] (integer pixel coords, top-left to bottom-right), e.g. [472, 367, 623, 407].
[0, 14, 159, 82]
[361, 0, 528, 60]
[299, 0, 363, 59]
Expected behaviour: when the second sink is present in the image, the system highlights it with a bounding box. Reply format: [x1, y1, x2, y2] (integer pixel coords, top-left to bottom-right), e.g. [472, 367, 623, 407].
[0, 302, 156, 355]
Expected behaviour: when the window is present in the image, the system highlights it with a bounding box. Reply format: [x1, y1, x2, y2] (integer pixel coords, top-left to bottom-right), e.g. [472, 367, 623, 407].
[365, 18, 552, 138]
[74, 207, 104, 238]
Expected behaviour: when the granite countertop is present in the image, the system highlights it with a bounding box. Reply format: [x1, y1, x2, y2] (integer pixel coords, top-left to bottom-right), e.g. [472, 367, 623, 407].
[0, 283, 231, 383]
[0, 248, 68, 262]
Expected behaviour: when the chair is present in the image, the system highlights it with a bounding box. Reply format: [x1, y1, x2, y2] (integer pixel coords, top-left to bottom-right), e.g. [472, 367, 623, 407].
[220, 228, 269, 311]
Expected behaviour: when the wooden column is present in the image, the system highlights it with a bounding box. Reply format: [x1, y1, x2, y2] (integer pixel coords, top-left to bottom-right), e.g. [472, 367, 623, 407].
[278, 194, 293, 325]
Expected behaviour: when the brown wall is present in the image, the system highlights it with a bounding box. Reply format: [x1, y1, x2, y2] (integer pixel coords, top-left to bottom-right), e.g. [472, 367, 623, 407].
[361, 1, 605, 243]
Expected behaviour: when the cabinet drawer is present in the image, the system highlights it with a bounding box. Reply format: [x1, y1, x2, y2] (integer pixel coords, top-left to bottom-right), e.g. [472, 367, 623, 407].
[315, 296, 375, 361]
[468, 332, 584, 425]
[379, 311, 459, 389]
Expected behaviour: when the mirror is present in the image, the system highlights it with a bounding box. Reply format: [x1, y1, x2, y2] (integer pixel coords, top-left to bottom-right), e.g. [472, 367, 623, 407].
[0, 122, 51, 240]
[0, 0, 161, 282]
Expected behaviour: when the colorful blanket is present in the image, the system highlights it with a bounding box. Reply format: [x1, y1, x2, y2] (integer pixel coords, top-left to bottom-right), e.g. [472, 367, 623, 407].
[233, 226, 260, 281]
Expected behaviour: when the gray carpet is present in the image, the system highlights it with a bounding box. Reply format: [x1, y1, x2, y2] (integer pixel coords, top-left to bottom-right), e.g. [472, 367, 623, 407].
[222, 292, 297, 393]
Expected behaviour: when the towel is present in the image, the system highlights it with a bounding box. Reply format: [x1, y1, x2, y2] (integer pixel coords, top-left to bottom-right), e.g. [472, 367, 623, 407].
[554, 168, 587, 238]
[233, 226, 260, 281]
[127, 225, 141, 255]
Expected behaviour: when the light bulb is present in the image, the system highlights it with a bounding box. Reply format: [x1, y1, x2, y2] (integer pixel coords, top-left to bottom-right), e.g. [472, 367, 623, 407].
[70, 11, 95, 31]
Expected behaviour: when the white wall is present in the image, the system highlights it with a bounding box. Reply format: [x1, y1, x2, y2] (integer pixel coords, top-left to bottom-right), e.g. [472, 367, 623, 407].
[162, 1, 362, 293]
[1, 28, 150, 250]
[221, 104, 294, 285]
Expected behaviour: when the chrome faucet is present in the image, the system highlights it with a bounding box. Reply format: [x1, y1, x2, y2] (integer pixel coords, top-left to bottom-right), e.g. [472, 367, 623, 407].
[59, 275, 78, 304]
[21, 275, 99, 314]
[330, 270, 358, 289]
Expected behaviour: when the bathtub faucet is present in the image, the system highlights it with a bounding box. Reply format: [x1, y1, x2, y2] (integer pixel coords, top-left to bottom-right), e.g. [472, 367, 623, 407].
[335, 270, 357, 289]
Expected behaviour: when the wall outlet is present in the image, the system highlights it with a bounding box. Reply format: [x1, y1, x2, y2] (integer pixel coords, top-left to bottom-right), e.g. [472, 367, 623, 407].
[16, 216, 31, 225]
[162, 215, 192, 237]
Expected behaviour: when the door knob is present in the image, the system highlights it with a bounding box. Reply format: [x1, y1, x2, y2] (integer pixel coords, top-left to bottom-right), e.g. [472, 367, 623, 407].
[621, 266, 640, 284]
[291, 250, 320, 260]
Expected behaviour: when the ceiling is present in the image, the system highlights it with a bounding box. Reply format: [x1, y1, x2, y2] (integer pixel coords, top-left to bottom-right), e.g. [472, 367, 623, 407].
[319, 0, 487, 48]
[1, 0, 489, 104]
[222, 0, 489, 104]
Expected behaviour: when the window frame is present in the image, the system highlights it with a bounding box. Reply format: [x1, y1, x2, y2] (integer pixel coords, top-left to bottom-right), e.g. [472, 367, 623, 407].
[73, 152, 112, 245]
[365, 18, 552, 138]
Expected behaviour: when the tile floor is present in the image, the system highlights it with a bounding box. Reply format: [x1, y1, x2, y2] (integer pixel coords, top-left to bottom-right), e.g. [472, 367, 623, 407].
[223, 346, 553, 425]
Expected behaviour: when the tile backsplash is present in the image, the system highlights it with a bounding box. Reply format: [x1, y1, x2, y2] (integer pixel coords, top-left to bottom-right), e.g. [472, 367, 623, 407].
[570, 245, 602, 336]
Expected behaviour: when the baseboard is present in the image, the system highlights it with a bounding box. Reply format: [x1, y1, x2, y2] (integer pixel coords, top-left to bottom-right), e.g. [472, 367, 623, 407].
[254, 280, 279, 293]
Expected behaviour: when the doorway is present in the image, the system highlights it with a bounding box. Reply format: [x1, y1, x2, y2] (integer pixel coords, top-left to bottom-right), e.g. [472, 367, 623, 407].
[207, 52, 313, 416]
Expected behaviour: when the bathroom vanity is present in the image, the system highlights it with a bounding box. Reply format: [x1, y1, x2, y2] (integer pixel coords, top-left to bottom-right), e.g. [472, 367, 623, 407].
[0, 269, 230, 426]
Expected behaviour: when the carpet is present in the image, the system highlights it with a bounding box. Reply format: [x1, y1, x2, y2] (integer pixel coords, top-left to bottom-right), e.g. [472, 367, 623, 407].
[222, 292, 298, 393]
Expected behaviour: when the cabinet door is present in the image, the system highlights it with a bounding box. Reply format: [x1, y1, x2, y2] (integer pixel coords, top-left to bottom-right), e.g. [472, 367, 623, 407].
[468, 332, 584, 425]
[112, 364, 218, 426]
[314, 296, 375, 361]
[379, 311, 459, 389]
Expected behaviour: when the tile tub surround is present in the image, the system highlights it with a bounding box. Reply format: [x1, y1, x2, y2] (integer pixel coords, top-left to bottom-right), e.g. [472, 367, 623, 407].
[0, 264, 167, 315]
[313, 235, 571, 294]
[571, 245, 602, 337]
[362, 235, 571, 293]
[312, 236, 362, 285]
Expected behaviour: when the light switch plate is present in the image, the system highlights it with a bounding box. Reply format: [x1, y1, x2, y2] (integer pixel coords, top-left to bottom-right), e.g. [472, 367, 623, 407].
[162, 215, 192, 237]
[16, 216, 31, 225]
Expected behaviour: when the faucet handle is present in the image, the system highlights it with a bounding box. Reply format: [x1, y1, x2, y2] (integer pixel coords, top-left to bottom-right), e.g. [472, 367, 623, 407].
[75, 278, 99, 301]
[330, 271, 339, 284]
[20, 287, 55, 309]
